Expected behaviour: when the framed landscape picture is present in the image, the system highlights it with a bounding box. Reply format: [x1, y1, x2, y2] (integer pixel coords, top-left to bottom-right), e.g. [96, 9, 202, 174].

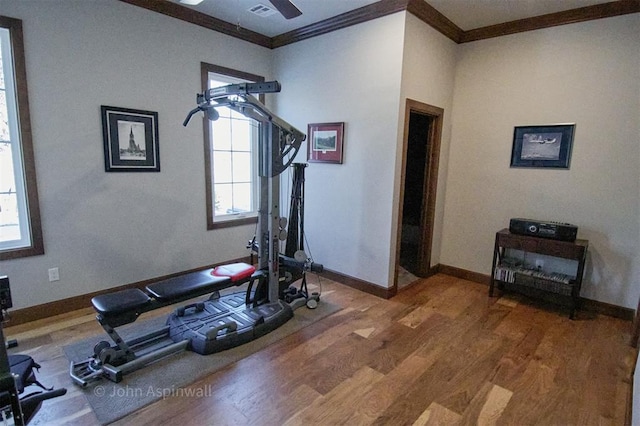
[307, 122, 344, 164]
[510, 124, 575, 169]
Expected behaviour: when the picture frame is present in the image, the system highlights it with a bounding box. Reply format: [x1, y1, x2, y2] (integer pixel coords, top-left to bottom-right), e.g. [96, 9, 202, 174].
[102, 106, 160, 172]
[307, 122, 344, 164]
[510, 124, 575, 169]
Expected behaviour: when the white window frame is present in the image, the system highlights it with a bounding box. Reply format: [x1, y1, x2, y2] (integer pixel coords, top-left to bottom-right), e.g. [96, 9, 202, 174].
[208, 73, 259, 223]
[0, 16, 43, 260]
[201, 63, 264, 229]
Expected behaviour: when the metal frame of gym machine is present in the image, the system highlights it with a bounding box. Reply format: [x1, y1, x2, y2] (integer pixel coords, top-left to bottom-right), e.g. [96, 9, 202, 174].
[69, 81, 321, 386]
[171, 81, 322, 352]
[186, 80, 320, 308]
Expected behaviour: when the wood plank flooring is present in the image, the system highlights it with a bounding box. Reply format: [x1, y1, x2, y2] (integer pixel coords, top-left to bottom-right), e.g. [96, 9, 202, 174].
[4, 273, 636, 425]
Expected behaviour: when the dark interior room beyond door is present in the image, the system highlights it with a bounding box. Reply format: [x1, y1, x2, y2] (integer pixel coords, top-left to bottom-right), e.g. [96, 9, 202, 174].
[396, 99, 443, 287]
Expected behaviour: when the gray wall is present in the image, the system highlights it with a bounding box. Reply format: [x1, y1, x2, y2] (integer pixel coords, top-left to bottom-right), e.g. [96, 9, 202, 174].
[441, 14, 640, 308]
[0, 0, 273, 308]
[272, 13, 406, 288]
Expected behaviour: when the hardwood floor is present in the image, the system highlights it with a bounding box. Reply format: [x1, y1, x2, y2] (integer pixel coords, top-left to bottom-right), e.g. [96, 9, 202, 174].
[4, 273, 636, 425]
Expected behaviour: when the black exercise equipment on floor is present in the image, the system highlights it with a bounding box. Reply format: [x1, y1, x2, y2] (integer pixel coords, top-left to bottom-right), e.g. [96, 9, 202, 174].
[70, 81, 322, 387]
[70, 263, 265, 385]
[0, 276, 67, 425]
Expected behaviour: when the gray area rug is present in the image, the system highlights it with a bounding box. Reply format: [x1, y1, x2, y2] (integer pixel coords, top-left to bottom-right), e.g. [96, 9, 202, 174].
[63, 298, 341, 425]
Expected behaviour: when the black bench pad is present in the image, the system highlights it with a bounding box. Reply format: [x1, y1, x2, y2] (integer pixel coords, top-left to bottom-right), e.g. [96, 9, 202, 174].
[91, 264, 257, 319]
[146, 269, 231, 301]
[92, 288, 151, 316]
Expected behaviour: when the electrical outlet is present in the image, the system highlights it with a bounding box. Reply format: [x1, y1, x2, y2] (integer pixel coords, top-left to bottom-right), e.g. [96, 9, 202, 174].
[48, 267, 60, 282]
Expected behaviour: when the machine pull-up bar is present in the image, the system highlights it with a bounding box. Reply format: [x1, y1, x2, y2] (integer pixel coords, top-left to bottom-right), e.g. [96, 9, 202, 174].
[183, 80, 304, 178]
[205, 81, 281, 100]
[185, 81, 281, 124]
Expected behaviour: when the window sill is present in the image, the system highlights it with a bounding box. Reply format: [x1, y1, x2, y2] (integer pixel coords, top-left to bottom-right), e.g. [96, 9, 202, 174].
[208, 216, 258, 230]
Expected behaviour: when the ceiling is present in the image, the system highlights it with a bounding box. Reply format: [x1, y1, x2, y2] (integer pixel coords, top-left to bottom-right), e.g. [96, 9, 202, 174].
[171, 0, 615, 37]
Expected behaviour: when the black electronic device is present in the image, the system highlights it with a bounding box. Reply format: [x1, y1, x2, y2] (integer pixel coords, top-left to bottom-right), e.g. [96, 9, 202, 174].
[509, 218, 578, 242]
[0, 276, 12, 311]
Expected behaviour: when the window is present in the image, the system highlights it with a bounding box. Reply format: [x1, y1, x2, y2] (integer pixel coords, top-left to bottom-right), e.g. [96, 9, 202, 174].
[0, 16, 43, 260]
[201, 63, 264, 229]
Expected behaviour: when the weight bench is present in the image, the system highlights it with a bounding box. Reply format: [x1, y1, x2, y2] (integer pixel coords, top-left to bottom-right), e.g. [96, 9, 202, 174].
[70, 262, 267, 386]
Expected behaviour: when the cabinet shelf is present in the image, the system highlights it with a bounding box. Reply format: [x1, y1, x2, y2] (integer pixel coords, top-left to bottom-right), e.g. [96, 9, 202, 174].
[494, 264, 573, 285]
[490, 229, 588, 319]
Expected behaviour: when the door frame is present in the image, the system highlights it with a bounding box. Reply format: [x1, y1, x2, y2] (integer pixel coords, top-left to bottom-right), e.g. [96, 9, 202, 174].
[395, 99, 444, 286]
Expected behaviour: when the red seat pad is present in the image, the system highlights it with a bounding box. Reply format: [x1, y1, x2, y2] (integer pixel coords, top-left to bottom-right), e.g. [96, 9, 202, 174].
[212, 263, 256, 282]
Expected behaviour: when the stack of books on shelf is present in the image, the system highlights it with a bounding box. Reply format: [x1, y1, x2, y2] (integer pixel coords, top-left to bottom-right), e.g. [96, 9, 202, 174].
[493, 264, 519, 283]
[494, 258, 574, 296]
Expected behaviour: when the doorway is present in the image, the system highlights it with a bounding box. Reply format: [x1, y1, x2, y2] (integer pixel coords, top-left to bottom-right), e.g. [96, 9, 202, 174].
[396, 100, 443, 288]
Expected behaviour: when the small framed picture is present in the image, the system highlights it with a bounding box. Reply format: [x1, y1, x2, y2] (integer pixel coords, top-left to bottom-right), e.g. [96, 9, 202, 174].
[102, 106, 160, 172]
[510, 124, 575, 169]
[307, 122, 345, 164]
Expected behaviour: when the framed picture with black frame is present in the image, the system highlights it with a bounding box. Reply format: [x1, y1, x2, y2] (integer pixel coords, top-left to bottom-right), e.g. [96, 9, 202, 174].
[510, 124, 575, 169]
[102, 106, 160, 172]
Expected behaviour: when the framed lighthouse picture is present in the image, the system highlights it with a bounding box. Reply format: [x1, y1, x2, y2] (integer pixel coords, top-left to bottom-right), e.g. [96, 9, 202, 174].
[101, 106, 160, 172]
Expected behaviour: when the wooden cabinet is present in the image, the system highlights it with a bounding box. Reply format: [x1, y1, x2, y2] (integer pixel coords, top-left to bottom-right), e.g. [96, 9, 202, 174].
[489, 229, 588, 319]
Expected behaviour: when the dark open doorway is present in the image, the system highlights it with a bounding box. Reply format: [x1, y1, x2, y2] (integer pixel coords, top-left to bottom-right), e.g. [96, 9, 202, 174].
[400, 113, 431, 275]
[396, 100, 443, 288]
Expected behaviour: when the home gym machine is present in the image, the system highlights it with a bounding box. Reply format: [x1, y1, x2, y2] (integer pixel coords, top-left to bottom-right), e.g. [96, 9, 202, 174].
[70, 81, 321, 386]
[0, 276, 67, 425]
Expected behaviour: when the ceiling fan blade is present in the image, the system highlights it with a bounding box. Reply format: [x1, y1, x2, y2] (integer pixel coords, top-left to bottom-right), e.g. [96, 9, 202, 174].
[269, 0, 302, 19]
